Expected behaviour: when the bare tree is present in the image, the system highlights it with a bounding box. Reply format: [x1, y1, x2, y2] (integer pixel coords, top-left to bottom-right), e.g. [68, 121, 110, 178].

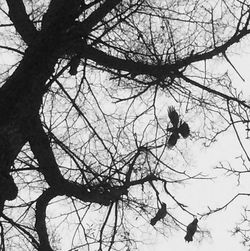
[0, 0, 250, 250]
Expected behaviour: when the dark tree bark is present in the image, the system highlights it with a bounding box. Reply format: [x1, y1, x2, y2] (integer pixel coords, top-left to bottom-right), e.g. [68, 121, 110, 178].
[1, 0, 250, 250]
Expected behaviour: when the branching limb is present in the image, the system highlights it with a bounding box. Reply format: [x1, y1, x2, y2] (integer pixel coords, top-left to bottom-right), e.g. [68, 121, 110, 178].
[6, 0, 38, 45]
[1, 213, 39, 250]
[201, 193, 250, 217]
[28, 115, 127, 205]
[35, 187, 57, 251]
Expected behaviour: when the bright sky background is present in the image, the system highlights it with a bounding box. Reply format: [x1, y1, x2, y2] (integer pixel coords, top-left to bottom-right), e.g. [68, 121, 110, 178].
[135, 47, 250, 251]
[56, 39, 250, 251]
[2, 3, 250, 251]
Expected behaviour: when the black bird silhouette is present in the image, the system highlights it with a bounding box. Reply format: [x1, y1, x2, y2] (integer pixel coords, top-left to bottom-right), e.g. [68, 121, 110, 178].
[150, 203, 167, 226]
[184, 218, 198, 242]
[167, 106, 190, 147]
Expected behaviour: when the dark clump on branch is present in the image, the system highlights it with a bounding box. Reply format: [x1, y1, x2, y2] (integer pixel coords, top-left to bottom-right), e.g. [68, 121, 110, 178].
[167, 106, 190, 147]
[69, 55, 81, 75]
[150, 202, 167, 226]
[184, 218, 198, 242]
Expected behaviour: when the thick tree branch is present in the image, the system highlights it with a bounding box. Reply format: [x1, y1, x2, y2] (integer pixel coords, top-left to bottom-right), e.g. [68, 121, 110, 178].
[35, 188, 56, 251]
[79, 0, 123, 34]
[41, 0, 82, 32]
[28, 116, 127, 206]
[78, 44, 176, 76]
[28, 116, 64, 187]
[69, 23, 250, 80]
[6, 0, 38, 45]
[175, 26, 250, 68]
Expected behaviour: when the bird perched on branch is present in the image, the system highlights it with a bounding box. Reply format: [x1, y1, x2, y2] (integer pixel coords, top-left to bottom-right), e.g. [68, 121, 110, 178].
[150, 202, 167, 226]
[184, 218, 198, 242]
[167, 106, 190, 147]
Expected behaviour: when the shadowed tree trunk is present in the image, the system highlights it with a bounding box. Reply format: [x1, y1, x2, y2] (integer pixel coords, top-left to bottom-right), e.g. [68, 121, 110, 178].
[1, 0, 250, 250]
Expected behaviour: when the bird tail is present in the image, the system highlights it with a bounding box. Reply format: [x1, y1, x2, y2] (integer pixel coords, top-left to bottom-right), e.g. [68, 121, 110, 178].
[179, 121, 190, 138]
[167, 132, 179, 147]
[184, 234, 193, 242]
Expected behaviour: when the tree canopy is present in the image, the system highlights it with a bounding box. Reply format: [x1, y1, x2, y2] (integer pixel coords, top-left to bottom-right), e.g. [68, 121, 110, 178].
[1, 0, 250, 250]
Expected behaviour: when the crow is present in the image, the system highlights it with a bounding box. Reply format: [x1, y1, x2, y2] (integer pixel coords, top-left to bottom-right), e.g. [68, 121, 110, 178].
[150, 203, 167, 226]
[184, 218, 198, 242]
[167, 106, 190, 147]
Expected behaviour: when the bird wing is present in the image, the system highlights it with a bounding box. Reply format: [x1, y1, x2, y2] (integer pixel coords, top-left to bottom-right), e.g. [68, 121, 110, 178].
[178, 121, 190, 138]
[167, 132, 179, 147]
[168, 106, 179, 127]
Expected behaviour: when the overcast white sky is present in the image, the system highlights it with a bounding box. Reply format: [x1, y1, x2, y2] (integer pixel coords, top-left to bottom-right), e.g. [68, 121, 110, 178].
[35, 31, 250, 251]
[3, 3, 250, 250]
[134, 47, 250, 251]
